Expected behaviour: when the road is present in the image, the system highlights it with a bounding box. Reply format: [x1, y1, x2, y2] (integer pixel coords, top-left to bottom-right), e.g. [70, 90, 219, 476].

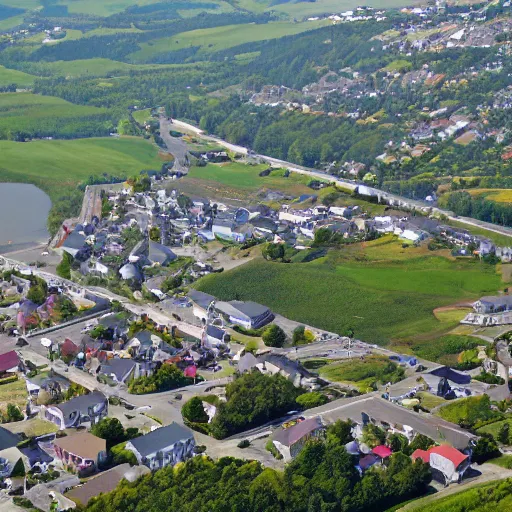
[159, 117, 191, 172]
[168, 118, 512, 242]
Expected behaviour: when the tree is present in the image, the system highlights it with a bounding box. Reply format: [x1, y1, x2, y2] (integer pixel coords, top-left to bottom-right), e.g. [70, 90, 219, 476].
[498, 422, 510, 445]
[296, 392, 328, 409]
[262, 243, 284, 261]
[262, 324, 286, 348]
[6, 404, 23, 422]
[56, 252, 72, 280]
[326, 419, 354, 446]
[292, 325, 306, 345]
[91, 417, 127, 450]
[27, 284, 47, 305]
[182, 397, 208, 423]
[362, 423, 386, 448]
[472, 433, 500, 464]
[149, 226, 161, 242]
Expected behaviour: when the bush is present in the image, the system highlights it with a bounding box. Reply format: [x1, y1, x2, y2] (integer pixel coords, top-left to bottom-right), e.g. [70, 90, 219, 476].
[6, 404, 23, 422]
[237, 439, 250, 449]
[262, 324, 286, 348]
[296, 392, 328, 409]
[56, 252, 72, 280]
[111, 442, 137, 466]
[91, 418, 128, 450]
[472, 433, 500, 464]
[0, 375, 18, 385]
[182, 397, 208, 424]
[129, 364, 190, 394]
[265, 439, 283, 460]
[474, 371, 505, 385]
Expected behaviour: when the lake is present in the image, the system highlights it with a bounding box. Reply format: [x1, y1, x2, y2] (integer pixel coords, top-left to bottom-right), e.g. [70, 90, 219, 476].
[0, 183, 51, 253]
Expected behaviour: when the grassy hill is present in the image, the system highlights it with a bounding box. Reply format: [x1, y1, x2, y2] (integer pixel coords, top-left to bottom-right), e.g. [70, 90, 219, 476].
[0, 136, 164, 197]
[194, 236, 501, 348]
[0, 65, 35, 87]
[128, 20, 329, 62]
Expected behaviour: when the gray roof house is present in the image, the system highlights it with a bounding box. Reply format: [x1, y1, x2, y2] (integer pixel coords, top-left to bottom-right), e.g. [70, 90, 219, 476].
[188, 289, 215, 323]
[125, 422, 195, 470]
[272, 417, 324, 461]
[473, 296, 512, 314]
[215, 300, 274, 329]
[43, 390, 108, 430]
[202, 324, 229, 349]
[61, 229, 87, 258]
[98, 358, 136, 384]
[148, 241, 177, 266]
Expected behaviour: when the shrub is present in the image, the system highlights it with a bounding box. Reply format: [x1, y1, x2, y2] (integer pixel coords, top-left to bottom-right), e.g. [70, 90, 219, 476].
[472, 433, 500, 464]
[6, 404, 23, 422]
[182, 397, 208, 424]
[262, 324, 286, 348]
[0, 375, 18, 385]
[56, 252, 72, 280]
[296, 392, 328, 409]
[111, 442, 137, 466]
[237, 439, 250, 448]
[474, 371, 505, 385]
[265, 439, 283, 460]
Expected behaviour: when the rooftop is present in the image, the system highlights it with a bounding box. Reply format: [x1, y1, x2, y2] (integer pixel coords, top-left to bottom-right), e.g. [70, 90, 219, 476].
[128, 422, 194, 457]
[54, 432, 106, 461]
[273, 417, 323, 447]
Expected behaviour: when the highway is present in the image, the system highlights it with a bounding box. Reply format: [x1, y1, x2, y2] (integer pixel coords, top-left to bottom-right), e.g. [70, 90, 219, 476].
[168, 118, 512, 242]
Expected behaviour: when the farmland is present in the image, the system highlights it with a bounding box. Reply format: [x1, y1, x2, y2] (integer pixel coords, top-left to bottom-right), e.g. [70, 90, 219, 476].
[0, 136, 164, 198]
[0, 64, 35, 87]
[194, 236, 501, 348]
[128, 20, 329, 62]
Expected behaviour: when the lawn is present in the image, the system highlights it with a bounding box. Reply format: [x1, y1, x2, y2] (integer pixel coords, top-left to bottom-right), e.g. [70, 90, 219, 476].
[0, 378, 27, 411]
[318, 355, 405, 391]
[476, 418, 512, 438]
[436, 395, 501, 428]
[415, 392, 446, 412]
[489, 455, 512, 469]
[132, 108, 153, 124]
[0, 65, 35, 87]
[129, 20, 329, 62]
[184, 162, 315, 196]
[195, 238, 501, 347]
[4, 417, 59, 437]
[0, 136, 164, 199]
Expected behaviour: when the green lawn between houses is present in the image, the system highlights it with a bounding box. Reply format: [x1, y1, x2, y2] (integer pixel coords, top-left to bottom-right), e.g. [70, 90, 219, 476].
[194, 236, 502, 350]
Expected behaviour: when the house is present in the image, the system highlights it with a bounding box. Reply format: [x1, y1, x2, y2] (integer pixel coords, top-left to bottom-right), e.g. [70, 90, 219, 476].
[272, 417, 324, 461]
[0, 426, 21, 451]
[188, 289, 215, 323]
[0, 446, 29, 478]
[148, 241, 177, 266]
[61, 228, 87, 258]
[473, 296, 512, 314]
[215, 300, 274, 329]
[0, 351, 21, 377]
[43, 390, 108, 430]
[67, 463, 150, 506]
[125, 422, 195, 470]
[412, 445, 471, 484]
[98, 358, 136, 384]
[212, 217, 246, 242]
[202, 324, 229, 350]
[53, 432, 107, 473]
[251, 354, 320, 390]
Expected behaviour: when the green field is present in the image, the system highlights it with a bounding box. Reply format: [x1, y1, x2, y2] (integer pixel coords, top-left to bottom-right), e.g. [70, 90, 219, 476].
[129, 20, 329, 62]
[194, 236, 501, 347]
[0, 136, 164, 197]
[0, 65, 35, 87]
[476, 418, 512, 438]
[445, 219, 512, 247]
[317, 355, 405, 391]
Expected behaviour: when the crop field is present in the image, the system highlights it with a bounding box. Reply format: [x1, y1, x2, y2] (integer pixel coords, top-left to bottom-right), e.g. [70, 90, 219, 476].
[0, 65, 35, 87]
[0, 136, 163, 197]
[129, 20, 328, 62]
[195, 237, 501, 348]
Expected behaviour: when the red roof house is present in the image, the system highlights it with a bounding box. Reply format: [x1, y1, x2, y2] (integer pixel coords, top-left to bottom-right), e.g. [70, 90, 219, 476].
[0, 351, 21, 375]
[411, 445, 470, 484]
[372, 445, 393, 459]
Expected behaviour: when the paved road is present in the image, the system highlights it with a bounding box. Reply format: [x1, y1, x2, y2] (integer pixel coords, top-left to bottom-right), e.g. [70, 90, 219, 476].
[159, 117, 191, 172]
[170, 118, 512, 241]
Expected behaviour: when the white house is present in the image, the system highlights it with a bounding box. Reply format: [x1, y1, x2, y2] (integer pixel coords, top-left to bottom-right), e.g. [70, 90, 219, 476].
[125, 422, 195, 470]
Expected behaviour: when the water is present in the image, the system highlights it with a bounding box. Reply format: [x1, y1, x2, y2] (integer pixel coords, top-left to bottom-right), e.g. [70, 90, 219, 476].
[0, 183, 51, 253]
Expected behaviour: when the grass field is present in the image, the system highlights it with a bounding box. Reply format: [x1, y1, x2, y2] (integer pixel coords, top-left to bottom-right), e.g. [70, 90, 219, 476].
[436, 394, 500, 427]
[0, 65, 35, 87]
[476, 418, 512, 438]
[489, 455, 512, 469]
[129, 20, 329, 62]
[0, 13, 24, 32]
[0, 378, 27, 412]
[0, 136, 165, 198]
[318, 355, 405, 391]
[194, 236, 501, 347]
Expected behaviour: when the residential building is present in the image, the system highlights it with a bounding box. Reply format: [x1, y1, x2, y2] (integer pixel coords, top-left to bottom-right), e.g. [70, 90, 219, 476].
[202, 324, 229, 350]
[67, 463, 150, 506]
[215, 300, 274, 329]
[188, 289, 215, 323]
[473, 295, 512, 314]
[0, 351, 21, 377]
[43, 390, 108, 430]
[412, 445, 471, 484]
[98, 358, 136, 384]
[272, 417, 324, 461]
[53, 432, 107, 473]
[125, 422, 195, 470]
